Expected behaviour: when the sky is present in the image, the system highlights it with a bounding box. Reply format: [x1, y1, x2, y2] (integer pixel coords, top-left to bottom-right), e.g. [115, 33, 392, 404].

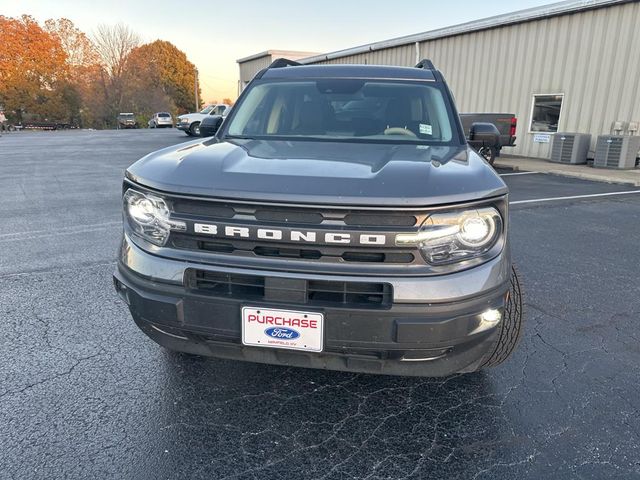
[1, 0, 557, 104]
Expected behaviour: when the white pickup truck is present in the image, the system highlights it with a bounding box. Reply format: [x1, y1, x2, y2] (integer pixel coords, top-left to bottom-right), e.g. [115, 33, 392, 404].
[177, 104, 230, 136]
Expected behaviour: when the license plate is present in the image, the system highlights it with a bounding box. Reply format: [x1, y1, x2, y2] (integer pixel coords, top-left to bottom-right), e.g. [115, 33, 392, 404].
[241, 307, 324, 352]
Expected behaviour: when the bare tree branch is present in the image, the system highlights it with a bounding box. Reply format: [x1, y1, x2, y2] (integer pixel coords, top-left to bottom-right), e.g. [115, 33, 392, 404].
[92, 23, 140, 80]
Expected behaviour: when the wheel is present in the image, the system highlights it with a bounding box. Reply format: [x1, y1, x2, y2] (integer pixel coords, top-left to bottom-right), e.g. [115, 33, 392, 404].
[477, 146, 495, 165]
[480, 265, 525, 368]
[189, 122, 201, 136]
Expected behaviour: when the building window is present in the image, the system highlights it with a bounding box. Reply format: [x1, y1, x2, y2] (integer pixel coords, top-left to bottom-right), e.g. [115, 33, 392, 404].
[529, 94, 564, 133]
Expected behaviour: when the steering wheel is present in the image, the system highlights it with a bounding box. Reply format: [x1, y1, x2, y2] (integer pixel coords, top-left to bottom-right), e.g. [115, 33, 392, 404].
[383, 127, 417, 138]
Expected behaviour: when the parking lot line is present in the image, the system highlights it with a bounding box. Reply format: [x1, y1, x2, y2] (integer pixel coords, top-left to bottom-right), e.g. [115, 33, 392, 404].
[499, 171, 541, 176]
[510, 189, 640, 205]
[0, 220, 121, 239]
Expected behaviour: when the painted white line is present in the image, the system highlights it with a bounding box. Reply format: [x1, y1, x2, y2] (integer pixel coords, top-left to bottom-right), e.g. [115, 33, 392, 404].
[500, 171, 542, 176]
[0, 221, 121, 239]
[510, 190, 640, 205]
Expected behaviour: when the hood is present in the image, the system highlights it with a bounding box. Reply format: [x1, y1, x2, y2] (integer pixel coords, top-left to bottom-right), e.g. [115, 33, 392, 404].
[126, 139, 507, 207]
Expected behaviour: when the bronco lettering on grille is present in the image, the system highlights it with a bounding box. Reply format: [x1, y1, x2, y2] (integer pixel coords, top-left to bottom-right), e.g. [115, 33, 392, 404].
[192, 222, 389, 246]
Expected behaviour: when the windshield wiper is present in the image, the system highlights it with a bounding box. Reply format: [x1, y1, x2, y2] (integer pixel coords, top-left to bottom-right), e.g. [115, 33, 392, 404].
[223, 134, 255, 140]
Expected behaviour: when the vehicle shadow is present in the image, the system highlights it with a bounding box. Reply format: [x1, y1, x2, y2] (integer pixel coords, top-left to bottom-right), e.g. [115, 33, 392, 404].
[128, 353, 517, 480]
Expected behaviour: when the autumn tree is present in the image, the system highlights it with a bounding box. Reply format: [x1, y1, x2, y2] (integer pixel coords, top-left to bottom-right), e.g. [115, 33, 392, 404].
[126, 40, 199, 118]
[45, 18, 99, 67]
[0, 15, 69, 123]
[0, 17, 202, 129]
[43, 18, 102, 126]
[92, 23, 140, 125]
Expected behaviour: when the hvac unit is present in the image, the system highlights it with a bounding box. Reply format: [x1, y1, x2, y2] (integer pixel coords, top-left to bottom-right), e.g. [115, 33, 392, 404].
[593, 135, 640, 169]
[549, 133, 591, 164]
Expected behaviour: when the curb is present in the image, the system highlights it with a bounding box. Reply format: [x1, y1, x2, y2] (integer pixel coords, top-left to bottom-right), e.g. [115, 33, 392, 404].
[494, 161, 640, 187]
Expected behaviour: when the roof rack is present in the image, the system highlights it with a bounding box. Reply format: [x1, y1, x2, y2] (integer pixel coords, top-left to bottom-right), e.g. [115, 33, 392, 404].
[268, 58, 302, 69]
[415, 59, 436, 70]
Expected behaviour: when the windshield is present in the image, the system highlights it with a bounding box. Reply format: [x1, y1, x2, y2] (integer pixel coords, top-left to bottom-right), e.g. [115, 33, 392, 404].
[225, 79, 458, 144]
[199, 105, 214, 114]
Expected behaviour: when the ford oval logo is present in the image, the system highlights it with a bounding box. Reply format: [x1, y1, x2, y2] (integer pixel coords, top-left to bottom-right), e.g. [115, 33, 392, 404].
[265, 327, 300, 340]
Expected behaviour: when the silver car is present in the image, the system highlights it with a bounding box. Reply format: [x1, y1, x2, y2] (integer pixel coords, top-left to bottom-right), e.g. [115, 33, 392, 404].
[148, 112, 173, 128]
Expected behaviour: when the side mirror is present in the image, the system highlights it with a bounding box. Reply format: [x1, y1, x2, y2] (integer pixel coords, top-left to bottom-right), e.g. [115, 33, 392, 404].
[199, 115, 224, 137]
[468, 122, 501, 148]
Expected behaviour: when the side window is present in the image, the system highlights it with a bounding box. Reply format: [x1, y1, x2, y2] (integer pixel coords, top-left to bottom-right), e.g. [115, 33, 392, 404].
[530, 94, 563, 133]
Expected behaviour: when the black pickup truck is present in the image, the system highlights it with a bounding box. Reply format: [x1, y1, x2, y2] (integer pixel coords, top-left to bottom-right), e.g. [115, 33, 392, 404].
[114, 59, 524, 377]
[460, 113, 517, 164]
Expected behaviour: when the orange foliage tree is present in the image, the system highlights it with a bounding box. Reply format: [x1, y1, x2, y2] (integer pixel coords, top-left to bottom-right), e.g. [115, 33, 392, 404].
[126, 40, 199, 117]
[0, 15, 69, 123]
[0, 16, 202, 128]
[44, 18, 105, 127]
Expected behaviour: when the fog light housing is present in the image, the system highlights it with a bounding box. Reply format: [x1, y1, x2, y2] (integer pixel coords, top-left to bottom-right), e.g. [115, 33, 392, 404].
[470, 308, 503, 335]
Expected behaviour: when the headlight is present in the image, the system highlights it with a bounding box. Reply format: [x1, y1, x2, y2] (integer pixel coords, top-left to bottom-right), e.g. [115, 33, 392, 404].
[396, 207, 502, 265]
[123, 189, 185, 246]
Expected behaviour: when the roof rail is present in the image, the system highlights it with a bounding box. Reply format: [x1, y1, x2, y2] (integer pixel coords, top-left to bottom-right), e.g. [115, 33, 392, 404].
[415, 59, 436, 70]
[268, 58, 302, 69]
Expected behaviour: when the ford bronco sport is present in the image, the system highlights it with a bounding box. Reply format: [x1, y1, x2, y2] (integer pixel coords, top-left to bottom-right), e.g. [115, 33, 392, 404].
[114, 59, 524, 376]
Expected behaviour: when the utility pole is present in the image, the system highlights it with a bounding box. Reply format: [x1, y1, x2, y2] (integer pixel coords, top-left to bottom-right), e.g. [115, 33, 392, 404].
[194, 67, 200, 111]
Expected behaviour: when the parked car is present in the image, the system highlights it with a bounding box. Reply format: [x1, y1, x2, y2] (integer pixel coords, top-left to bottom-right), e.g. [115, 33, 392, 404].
[177, 104, 230, 136]
[148, 112, 173, 128]
[198, 107, 231, 137]
[114, 59, 524, 377]
[460, 113, 517, 164]
[117, 113, 137, 129]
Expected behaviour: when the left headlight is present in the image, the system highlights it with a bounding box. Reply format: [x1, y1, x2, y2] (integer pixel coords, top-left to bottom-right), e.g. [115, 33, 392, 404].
[123, 189, 185, 246]
[395, 206, 503, 265]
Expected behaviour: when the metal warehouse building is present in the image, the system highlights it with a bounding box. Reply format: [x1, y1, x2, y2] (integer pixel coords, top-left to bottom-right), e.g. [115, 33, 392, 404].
[237, 0, 640, 158]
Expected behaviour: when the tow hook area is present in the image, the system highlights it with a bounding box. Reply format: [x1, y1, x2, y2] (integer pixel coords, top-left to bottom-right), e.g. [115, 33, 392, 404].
[113, 277, 130, 305]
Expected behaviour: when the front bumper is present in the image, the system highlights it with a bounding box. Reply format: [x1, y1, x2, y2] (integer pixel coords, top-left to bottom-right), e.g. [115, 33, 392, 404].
[114, 234, 511, 376]
[176, 123, 190, 132]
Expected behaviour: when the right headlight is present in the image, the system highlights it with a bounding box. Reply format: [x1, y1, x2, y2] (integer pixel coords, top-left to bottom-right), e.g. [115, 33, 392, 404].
[123, 189, 185, 246]
[395, 207, 503, 265]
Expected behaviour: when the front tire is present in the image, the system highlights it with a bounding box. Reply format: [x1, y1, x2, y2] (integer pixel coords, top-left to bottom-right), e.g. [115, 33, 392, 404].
[189, 122, 201, 136]
[480, 265, 525, 368]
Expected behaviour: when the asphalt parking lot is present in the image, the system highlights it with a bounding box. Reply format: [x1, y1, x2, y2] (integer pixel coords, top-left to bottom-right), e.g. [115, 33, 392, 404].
[1, 129, 639, 479]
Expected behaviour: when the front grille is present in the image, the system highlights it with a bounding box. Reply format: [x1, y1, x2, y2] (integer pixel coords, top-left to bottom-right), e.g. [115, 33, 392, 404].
[167, 198, 428, 267]
[186, 269, 392, 308]
[171, 233, 415, 264]
[171, 199, 420, 227]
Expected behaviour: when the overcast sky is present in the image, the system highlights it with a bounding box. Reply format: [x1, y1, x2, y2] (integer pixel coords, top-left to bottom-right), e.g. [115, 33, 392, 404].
[2, 0, 557, 103]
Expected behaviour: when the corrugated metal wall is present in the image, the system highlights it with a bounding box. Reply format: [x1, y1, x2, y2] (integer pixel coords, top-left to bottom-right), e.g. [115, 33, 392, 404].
[239, 2, 640, 158]
[411, 1, 640, 157]
[239, 55, 273, 90]
[321, 45, 416, 66]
